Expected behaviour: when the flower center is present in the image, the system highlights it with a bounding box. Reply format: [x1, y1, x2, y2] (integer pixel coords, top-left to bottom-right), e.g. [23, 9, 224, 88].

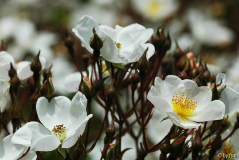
[171, 93, 197, 117]
[115, 42, 121, 51]
[146, 1, 161, 17]
[52, 124, 67, 142]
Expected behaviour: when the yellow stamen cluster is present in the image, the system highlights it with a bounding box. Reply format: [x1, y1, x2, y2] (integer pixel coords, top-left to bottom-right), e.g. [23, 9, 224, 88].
[115, 42, 121, 51]
[52, 124, 67, 142]
[171, 93, 197, 117]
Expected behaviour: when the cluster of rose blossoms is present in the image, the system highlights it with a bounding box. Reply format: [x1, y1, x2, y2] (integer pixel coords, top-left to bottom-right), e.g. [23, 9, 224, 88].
[0, 15, 239, 160]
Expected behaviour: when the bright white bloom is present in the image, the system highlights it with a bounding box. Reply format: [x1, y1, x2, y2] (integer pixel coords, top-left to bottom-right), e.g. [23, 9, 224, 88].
[147, 75, 225, 129]
[0, 134, 37, 160]
[12, 92, 92, 149]
[131, 0, 179, 21]
[72, 15, 155, 63]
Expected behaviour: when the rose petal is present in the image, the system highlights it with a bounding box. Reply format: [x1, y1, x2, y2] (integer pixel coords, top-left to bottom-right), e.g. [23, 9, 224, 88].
[12, 122, 60, 151]
[36, 96, 71, 131]
[188, 100, 225, 122]
[0, 134, 28, 160]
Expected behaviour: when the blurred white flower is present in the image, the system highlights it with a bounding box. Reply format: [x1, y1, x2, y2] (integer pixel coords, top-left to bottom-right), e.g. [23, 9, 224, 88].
[147, 75, 225, 129]
[51, 56, 75, 94]
[186, 9, 234, 47]
[72, 15, 155, 63]
[131, 0, 179, 21]
[0, 134, 36, 160]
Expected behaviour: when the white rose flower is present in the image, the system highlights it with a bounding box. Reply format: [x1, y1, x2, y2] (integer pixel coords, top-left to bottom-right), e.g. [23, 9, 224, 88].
[147, 75, 225, 129]
[12, 92, 93, 149]
[72, 15, 155, 63]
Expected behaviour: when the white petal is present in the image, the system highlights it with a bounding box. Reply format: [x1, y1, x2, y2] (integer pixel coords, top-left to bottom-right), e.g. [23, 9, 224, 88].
[154, 75, 185, 103]
[0, 51, 15, 66]
[115, 25, 123, 33]
[0, 64, 11, 80]
[62, 114, 93, 148]
[220, 87, 239, 116]
[183, 79, 212, 108]
[12, 122, 60, 151]
[17, 61, 32, 80]
[0, 134, 28, 160]
[67, 92, 88, 135]
[0, 79, 11, 112]
[216, 73, 226, 86]
[36, 96, 71, 131]
[188, 100, 225, 122]
[167, 112, 200, 129]
[99, 30, 124, 63]
[20, 152, 37, 160]
[72, 15, 100, 53]
[120, 43, 155, 63]
[99, 25, 117, 41]
[147, 86, 173, 114]
[116, 24, 153, 52]
[64, 72, 82, 93]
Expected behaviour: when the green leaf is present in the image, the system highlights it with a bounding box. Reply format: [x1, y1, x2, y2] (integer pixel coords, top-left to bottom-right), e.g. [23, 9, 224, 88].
[58, 145, 66, 159]
[112, 63, 126, 70]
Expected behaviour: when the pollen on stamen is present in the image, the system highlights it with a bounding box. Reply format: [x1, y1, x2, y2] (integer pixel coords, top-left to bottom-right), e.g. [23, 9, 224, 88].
[171, 93, 197, 117]
[52, 124, 67, 142]
[114, 42, 121, 51]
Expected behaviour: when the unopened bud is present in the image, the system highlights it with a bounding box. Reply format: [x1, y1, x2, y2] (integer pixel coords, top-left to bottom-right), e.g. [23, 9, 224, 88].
[11, 94, 21, 118]
[106, 86, 116, 101]
[105, 121, 116, 138]
[177, 56, 187, 71]
[40, 78, 54, 98]
[64, 37, 74, 49]
[171, 136, 186, 158]
[90, 28, 103, 50]
[43, 65, 53, 80]
[178, 70, 189, 79]
[10, 75, 21, 89]
[30, 51, 42, 73]
[192, 133, 202, 151]
[137, 48, 149, 71]
[160, 138, 171, 153]
[81, 76, 92, 96]
[8, 63, 17, 79]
